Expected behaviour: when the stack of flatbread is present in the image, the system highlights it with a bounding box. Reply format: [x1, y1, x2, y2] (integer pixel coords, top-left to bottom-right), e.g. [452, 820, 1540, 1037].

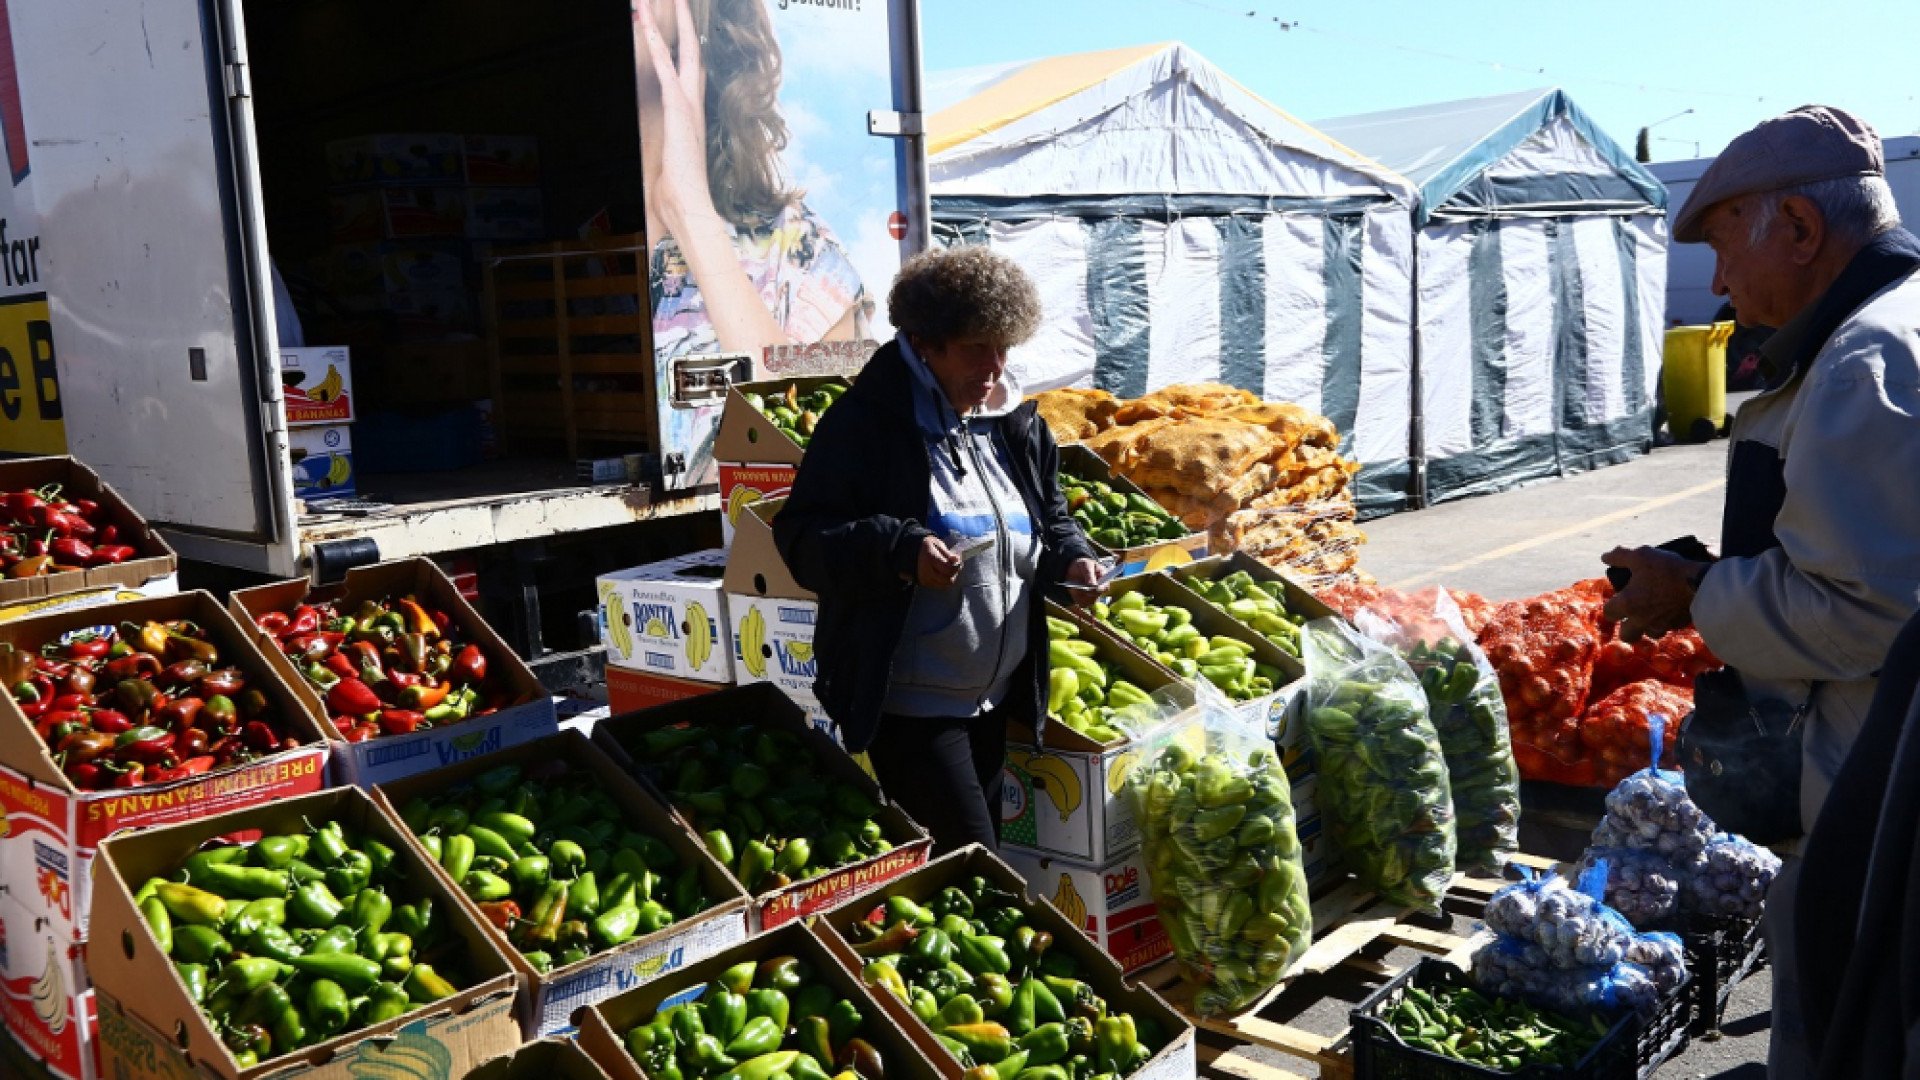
[1029, 383, 1364, 582]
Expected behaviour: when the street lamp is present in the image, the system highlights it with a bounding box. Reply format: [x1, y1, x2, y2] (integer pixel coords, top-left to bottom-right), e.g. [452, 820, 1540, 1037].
[1636, 108, 1695, 163]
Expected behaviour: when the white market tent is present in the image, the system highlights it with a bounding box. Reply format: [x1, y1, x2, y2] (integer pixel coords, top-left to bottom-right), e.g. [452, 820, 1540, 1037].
[1316, 88, 1671, 504]
[928, 43, 1423, 515]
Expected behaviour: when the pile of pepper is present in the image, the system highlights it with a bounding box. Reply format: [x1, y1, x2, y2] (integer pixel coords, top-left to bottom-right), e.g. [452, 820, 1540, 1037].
[629, 721, 892, 894]
[1378, 975, 1611, 1071]
[1088, 592, 1284, 704]
[5, 620, 301, 790]
[0, 482, 143, 577]
[1059, 474, 1188, 551]
[135, 820, 467, 1067]
[853, 875, 1162, 1080]
[254, 593, 513, 742]
[622, 954, 888, 1080]
[394, 758, 720, 972]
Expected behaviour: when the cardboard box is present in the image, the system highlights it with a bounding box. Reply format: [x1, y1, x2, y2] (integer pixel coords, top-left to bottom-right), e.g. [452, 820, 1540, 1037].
[89, 786, 521, 1079]
[713, 376, 853, 546]
[328, 186, 468, 242]
[326, 132, 465, 185]
[999, 602, 1198, 864]
[288, 423, 356, 502]
[597, 551, 734, 683]
[0, 456, 178, 607]
[814, 846, 1196, 1080]
[715, 462, 795, 548]
[373, 731, 753, 1036]
[593, 683, 931, 929]
[468, 186, 547, 241]
[722, 498, 827, 730]
[0, 577, 178, 625]
[0, 896, 98, 1080]
[1092, 570, 1305, 731]
[230, 558, 559, 787]
[1058, 445, 1211, 577]
[471, 1037, 615, 1079]
[995, 846, 1172, 976]
[463, 134, 542, 186]
[280, 345, 356, 426]
[0, 591, 332, 946]
[607, 665, 723, 714]
[577, 923, 943, 1080]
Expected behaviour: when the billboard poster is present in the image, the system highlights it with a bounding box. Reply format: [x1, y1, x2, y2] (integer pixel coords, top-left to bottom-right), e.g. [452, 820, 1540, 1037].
[634, 0, 904, 489]
[0, 0, 62, 457]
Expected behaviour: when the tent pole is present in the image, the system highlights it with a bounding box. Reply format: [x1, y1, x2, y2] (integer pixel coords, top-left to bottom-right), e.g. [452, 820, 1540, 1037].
[1409, 224, 1428, 509]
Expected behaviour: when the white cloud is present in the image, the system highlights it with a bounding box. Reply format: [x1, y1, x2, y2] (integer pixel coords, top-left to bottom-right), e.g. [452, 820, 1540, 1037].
[768, 2, 893, 81]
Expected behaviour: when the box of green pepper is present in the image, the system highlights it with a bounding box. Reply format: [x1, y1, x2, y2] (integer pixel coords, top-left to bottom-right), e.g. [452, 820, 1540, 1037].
[576, 921, 944, 1080]
[814, 845, 1197, 1080]
[1057, 447, 1208, 579]
[88, 784, 520, 1079]
[372, 729, 754, 1037]
[594, 683, 933, 930]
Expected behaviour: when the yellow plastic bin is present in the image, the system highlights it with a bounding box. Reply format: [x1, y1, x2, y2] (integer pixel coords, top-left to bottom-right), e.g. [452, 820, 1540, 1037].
[1663, 321, 1732, 443]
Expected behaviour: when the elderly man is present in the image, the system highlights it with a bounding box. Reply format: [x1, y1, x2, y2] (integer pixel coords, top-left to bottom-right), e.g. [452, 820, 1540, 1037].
[1603, 106, 1920, 1077]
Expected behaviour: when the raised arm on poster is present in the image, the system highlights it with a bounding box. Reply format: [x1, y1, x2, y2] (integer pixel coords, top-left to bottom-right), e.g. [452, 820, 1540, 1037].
[633, 0, 872, 362]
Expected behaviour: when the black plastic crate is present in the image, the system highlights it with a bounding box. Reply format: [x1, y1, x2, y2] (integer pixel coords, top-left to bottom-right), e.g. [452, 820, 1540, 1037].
[1632, 971, 1692, 1077]
[1683, 914, 1767, 1035]
[1351, 960, 1638, 1079]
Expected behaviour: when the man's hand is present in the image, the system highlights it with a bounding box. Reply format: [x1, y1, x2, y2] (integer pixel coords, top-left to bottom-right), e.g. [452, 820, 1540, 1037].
[1063, 557, 1104, 607]
[1601, 546, 1705, 642]
[916, 535, 962, 589]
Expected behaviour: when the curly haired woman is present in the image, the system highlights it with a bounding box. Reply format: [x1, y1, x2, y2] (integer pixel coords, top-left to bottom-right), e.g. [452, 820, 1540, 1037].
[634, 0, 870, 363]
[774, 247, 1103, 853]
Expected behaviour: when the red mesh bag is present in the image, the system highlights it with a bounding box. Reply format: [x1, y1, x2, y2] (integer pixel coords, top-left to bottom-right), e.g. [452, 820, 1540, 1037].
[1477, 585, 1608, 785]
[1581, 680, 1697, 786]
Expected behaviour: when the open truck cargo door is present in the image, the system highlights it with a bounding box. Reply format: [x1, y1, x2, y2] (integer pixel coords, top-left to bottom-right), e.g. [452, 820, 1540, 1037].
[8, 0, 289, 560]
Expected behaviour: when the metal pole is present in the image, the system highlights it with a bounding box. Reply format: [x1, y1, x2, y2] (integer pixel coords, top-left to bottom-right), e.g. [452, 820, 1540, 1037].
[898, 0, 932, 255]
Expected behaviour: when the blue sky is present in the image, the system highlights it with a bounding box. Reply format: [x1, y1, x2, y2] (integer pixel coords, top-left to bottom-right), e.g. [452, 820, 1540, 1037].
[922, 0, 1920, 162]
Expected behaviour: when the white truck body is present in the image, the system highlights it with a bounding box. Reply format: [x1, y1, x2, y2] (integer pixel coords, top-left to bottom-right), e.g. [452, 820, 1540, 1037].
[0, 0, 928, 579]
[1650, 135, 1920, 327]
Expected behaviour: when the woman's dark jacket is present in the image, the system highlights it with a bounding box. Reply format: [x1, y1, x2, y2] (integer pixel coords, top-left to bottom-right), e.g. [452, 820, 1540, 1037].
[772, 340, 1096, 752]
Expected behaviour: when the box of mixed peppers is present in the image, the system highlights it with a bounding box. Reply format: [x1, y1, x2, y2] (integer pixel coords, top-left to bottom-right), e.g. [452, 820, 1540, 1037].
[0, 591, 332, 944]
[230, 557, 558, 787]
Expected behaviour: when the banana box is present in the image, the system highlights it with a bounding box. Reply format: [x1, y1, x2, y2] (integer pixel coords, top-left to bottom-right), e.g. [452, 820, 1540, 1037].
[1001, 708, 1203, 866]
[607, 665, 723, 714]
[995, 846, 1171, 976]
[713, 374, 855, 546]
[471, 1037, 613, 1079]
[0, 891, 99, 1080]
[722, 497, 831, 731]
[596, 550, 734, 683]
[279, 345, 355, 426]
[813, 845, 1196, 1080]
[715, 462, 796, 547]
[288, 423, 356, 502]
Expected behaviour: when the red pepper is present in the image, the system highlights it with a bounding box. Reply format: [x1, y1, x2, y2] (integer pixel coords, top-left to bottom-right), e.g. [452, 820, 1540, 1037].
[401, 682, 450, 710]
[48, 538, 92, 565]
[196, 668, 246, 698]
[89, 544, 136, 565]
[70, 499, 99, 518]
[289, 606, 321, 636]
[104, 653, 163, 681]
[177, 727, 211, 756]
[345, 641, 386, 682]
[343, 722, 376, 744]
[49, 693, 89, 712]
[116, 726, 176, 763]
[65, 635, 111, 660]
[326, 677, 382, 717]
[58, 729, 116, 762]
[147, 756, 215, 784]
[111, 762, 145, 788]
[96, 524, 119, 546]
[255, 611, 291, 636]
[241, 720, 281, 754]
[7, 489, 44, 522]
[386, 670, 421, 690]
[156, 696, 205, 731]
[378, 709, 425, 736]
[14, 676, 54, 719]
[477, 899, 521, 931]
[449, 645, 487, 686]
[88, 708, 134, 734]
[67, 761, 102, 789]
[284, 633, 334, 663]
[323, 653, 357, 680]
[430, 610, 451, 634]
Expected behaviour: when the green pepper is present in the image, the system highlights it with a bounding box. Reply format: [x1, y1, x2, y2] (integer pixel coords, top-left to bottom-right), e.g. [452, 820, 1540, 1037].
[826, 998, 863, 1045]
[306, 978, 352, 1038]
[863, 959, 908, 1002]
[466, 824, 518, 864]
[914, 927, 956, 967]
[796, 1015, 835, 1068]
[325, 850, 373, 897]
[476, 810, 537, 848]
[309, 924, 360, 955]
[945, 1022, 1014, 1064]
[391, 899, 436, 943]
[1094, 1014, 1145, 1073]
[689, 1033, 737, 1075]
[986, 1050, 1031, 1080]
[463, 869, 513, 903]
[363, 838, 397, 878]
[288, 951, 382, 994]
[734, 839, 776, 893]
[141, 895, 174, 956]
[911, 987, 941, 1023]
[441, 833, 477, 885]
[417, 834, 443, 865]
[509, 856, 551, 894]
[173, 961, 208, 1004]
[673, 867, 704, 916]
[885, 895, 936, 928]
[289, 881, 344, 928]
[1040, 977, 1103, 1022]
[365, 980, 413, 1024]
[715, 959, 758, 996]
[932, 886, 975, 920]
[755, 955, 810, 993]
[703, 988, 748, 1044]
[309, 821, 350, 865]
[347, 888, 391, 940]
[171, 923, 232, 965]
[1019, 1023, 1072, 1065]
[922, 966, 966, 1005]
[404, 963, 457, 1003]
[975, 972, 1015, 1016]
[523, 950, 554, 974]
[637, 900, 675, 934]
[735, 987, 787, 1033]
[567, 871, 603, 920]
[726, 1016, 784, 1058]
[792, 982, 834, 1021]
[1014, 1066, 1071, 1080]
[956, 933, 1012, 975]
[715, 1050, 802, 1080]
[591, 902, 642, 948]
[253, 835, 304, 871]
[246, 924, 304, 964]
[941, 994, 987, 1029]
[153, 881, 228, 926]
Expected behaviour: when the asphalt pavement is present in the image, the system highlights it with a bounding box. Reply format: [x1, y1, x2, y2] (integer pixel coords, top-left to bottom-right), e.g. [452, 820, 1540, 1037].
[1361, 431, 1772, 1078]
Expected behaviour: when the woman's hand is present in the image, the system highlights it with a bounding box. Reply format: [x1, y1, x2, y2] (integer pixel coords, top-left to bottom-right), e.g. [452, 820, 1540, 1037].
[917, 536, 963, 590]
[1064, 557, 1104, 607]
[635, 0, 718, 238]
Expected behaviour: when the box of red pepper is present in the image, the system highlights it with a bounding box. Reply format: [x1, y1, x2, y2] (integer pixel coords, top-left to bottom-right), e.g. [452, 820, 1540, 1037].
[230, 557, 558, 788]
[0, 455, 178, 610]
[0, 591, 333, 1077]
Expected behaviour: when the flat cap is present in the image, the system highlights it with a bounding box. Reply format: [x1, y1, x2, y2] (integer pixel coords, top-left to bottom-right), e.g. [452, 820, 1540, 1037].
[1672, 105, 1883, 243]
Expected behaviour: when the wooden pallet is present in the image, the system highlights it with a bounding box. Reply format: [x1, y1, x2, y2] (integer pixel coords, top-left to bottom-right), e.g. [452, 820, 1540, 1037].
[1139, 853, 1560, 1080]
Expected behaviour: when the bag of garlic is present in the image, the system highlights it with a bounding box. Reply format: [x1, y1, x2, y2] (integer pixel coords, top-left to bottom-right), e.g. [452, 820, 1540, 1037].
[1589, 717, 1717, 863]
[1682, 833, 1782, 920]
[1575, 846, 1688, 928]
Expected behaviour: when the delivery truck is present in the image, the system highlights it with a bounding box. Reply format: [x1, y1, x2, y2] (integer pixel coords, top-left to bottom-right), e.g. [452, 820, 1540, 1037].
[0, 0, 929, 678]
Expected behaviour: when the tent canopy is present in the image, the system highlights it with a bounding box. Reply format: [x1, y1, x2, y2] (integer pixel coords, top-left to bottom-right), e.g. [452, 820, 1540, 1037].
[1316, 88, 1667, 225]
[929, 42, 1414, 210]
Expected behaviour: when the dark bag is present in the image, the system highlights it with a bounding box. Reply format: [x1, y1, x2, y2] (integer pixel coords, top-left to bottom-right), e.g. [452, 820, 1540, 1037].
[1677, 667, 1807, 844]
